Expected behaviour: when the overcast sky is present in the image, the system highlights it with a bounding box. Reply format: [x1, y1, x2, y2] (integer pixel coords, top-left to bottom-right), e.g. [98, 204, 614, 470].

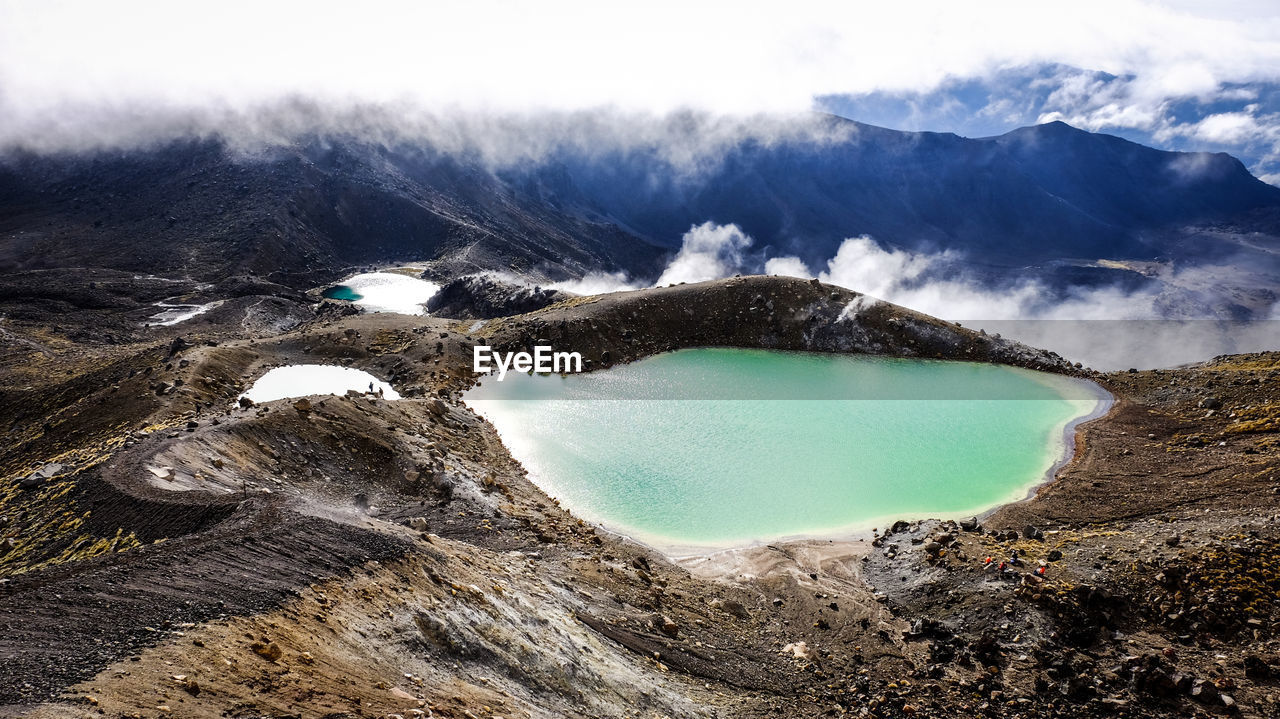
[4, 0, 1279, 112]
[3, 0, 1280, 175]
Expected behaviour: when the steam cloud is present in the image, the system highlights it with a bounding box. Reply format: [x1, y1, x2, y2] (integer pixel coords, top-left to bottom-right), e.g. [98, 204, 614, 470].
[762, 256, 812, 279]
[654, 223, 753, 286]
[549, 271, 643, 296]
[808, 238, 1163, 321]
[551, 222, 1279, 370]
[560, 223, 1163, 320]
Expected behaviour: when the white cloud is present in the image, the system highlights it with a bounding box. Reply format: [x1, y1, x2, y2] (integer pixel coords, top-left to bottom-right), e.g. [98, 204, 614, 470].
[5, 1, 1280, 177]
[1171, 110, 1280, 146]
[548, 222, 763, 294]
[547, 271, 642, 295]
[802, 237, 1280, 370]
[570, 227, 1164, 323]
[763, 256, 812, 279]
[3, 1, 1280, 136]
[654, 222, 753, 286]
[0, 103, 859, 171]
[1187, 112, 1260, 143]
[815, 236, 1159, 321]
[541, 223, 1270, 370]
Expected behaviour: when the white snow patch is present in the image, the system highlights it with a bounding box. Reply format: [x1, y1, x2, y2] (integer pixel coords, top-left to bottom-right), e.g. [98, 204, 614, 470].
[147, 300, 224, 326]
[239, 365, 401, 404]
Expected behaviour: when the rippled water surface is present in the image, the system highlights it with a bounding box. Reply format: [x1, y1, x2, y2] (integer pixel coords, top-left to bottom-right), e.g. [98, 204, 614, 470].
[464, 348, 1104, 549]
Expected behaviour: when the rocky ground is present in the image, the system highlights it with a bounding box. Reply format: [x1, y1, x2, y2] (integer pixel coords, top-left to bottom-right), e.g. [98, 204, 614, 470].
[0, 274, 1276, 718]
[423, 274, 572, 320]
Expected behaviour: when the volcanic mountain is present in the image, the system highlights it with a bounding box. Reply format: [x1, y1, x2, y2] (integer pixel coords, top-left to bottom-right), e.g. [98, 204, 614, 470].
[2, 116, 1277, 297]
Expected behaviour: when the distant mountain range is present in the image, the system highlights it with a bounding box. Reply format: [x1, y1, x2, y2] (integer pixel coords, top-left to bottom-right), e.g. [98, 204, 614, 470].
[1, 115, 1277, 311]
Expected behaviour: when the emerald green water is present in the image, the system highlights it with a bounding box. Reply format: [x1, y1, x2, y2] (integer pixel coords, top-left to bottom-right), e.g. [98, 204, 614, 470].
[464, 349, 1104, 551]
[321, 285, 363, 301]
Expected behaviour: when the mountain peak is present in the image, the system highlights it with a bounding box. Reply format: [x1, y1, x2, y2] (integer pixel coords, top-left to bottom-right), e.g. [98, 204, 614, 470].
[2, 120, 1278, 286]
[994, 119, 1096, 142]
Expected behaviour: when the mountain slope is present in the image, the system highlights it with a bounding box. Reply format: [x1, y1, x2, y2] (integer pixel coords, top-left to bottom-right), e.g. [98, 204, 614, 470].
[0, 141, 669, 287]
[549, 118, 1280, 265]
[1, 116, 1277, 289]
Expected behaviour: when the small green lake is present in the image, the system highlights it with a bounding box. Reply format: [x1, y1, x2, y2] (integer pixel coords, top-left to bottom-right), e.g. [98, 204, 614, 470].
[321, 285, 363, 301]
[463, 348, 1106, 552]
[320, 272, 439, 315]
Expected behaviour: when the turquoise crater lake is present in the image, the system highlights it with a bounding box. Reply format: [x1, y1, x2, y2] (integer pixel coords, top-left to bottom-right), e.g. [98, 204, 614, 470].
[464, 349, 1107, 552]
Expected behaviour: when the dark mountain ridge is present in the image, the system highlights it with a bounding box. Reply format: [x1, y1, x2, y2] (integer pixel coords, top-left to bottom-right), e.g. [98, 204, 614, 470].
[0, 139, 667, 288]
[542, 118, 1280, 265]
[1, 115, 1277, 292]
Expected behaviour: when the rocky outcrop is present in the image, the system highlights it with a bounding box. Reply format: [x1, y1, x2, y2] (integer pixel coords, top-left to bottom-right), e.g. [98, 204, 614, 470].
[4, 275, 1277, 718]
[425, 274, 574, 320]
[477, 275, 1082, 377]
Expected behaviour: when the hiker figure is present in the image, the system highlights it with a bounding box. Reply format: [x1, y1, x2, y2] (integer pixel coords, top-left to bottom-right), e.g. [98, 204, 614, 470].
[998, 561, 1008, 573]
[983, 556, 995, 571]
[1009, 549, 1022, 567]
[1035, 565, 1047, 577]
[368, 381, 374, 393]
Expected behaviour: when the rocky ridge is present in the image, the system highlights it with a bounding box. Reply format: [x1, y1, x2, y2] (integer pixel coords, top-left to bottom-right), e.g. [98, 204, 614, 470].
[0, 276, 1275, 718]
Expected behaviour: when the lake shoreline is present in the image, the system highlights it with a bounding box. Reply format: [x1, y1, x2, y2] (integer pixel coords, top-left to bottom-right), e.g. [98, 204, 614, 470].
[10, 275, 1275, 718]
[483, 371, 1114, 587]
[993, 375, 1115, 512]
[466, 352, 1116, 561]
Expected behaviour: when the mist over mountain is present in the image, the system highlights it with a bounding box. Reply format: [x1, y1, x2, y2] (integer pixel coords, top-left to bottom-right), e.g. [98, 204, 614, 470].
[546, 117, 1280, 268]
[818, 64, 1280, 185]
[2, 113, 1278, 319]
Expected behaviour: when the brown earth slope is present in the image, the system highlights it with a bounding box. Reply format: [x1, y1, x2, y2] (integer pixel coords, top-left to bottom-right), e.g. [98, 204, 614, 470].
[0, 275, 1276, 718]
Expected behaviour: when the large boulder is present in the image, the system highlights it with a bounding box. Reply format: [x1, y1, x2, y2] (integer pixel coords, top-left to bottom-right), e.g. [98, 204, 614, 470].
[17, 463, 64, 490]
[425, 274, 573, 319]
